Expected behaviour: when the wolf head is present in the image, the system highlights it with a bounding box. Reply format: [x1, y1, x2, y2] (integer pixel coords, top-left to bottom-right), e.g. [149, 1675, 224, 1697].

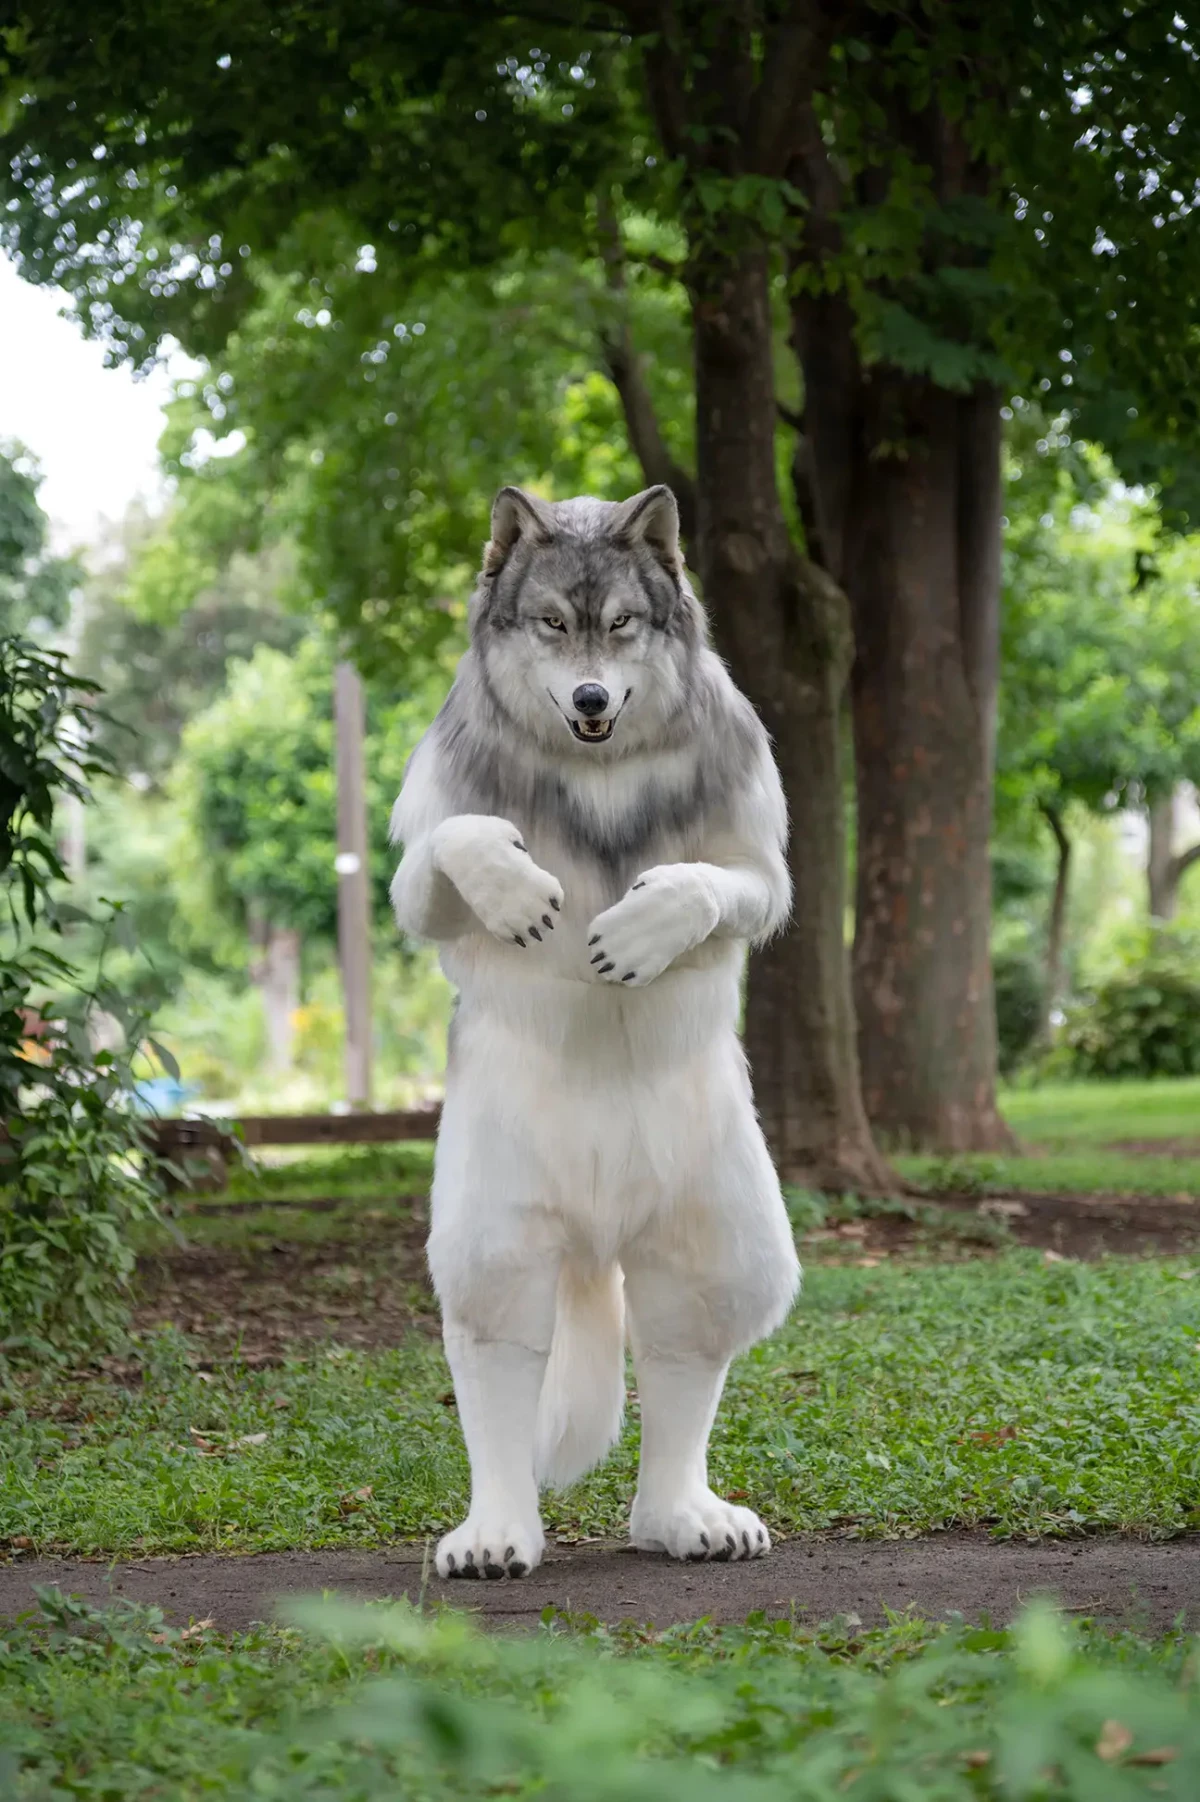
[469, 485, 707, 756]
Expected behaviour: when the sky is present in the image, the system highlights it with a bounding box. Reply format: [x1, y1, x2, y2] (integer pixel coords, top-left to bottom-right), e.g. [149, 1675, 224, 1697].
[0, 250, 175, 552]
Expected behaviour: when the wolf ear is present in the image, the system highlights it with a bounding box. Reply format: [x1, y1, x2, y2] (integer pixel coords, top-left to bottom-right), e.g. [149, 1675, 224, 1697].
[610, 485, 681, 572]
[483, 487, 555, 576]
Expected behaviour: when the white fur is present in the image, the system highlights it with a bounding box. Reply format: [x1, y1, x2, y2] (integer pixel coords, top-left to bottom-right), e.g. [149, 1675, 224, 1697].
[390, 650, 800, 1579]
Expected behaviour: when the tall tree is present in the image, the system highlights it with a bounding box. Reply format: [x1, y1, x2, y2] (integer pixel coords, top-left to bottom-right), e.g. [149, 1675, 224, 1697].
[7, 3, 1200, 1156]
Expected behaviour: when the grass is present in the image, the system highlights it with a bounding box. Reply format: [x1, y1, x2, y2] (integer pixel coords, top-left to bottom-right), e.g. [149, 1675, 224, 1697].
[1001, 1077, 1200, 1147]
[900, 1149, 1200, 1199]
[7, 1253, 1200, 1554]
[4, 1590, 1200, 1800]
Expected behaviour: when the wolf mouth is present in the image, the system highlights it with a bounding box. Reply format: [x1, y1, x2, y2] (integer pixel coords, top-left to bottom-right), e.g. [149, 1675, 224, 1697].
[550, 688, 632, 747]
[570, 718, 614, 743]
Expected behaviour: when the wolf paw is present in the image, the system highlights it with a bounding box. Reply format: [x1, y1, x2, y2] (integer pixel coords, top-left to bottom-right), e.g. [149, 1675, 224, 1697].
[586, 865, 719, 986]
[433, 815, 563, 948]
[630, 1491, 770, 1562]
[436, 1514, 544, 1580]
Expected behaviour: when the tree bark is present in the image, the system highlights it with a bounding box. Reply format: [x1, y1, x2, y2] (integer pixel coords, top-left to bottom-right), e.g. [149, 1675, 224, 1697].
[1146, 789, 1200, 922]
[1039, 801, 1071, 1037]
[687, 239, 891, 1190]
[794, 296, 1012, 1149]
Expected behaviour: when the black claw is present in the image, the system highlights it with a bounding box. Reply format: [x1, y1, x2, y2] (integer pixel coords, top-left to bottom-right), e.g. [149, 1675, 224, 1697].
[632, 881, 645, 890]
[757, 1529, 766, 1545]
[622, 971, 636, 982]
[599, 961, 615, 974]
[590, 952, 605, 965]
[588, 934, 600, 946]
[726, 1533, 737, 1553]
[742, 1531, 751, 1553]
[446, 1554, 456, 1573]
[504, 1545, 515, 1562]
[515, 843, 527, 854]
[513, 934, 526, 948]
[542, 914, 554, 929]
[550, 897, 561, 912]
[528, 926, 542, 942]
[699, 1532, 710, 1549]
[508, 1561, 528, 1578]
[484, 1562, 505, 1579]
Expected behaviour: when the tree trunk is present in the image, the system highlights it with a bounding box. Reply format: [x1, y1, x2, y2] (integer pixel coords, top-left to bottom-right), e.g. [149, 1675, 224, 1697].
[1149, 792, 1179, 921]
[796, 296, 1011, 1148]
[250, 911, 301, 1076]
[1147, 788, 1200, 923]
[1039, 801, 1071, 1037]
[687, 240, 891, 1190]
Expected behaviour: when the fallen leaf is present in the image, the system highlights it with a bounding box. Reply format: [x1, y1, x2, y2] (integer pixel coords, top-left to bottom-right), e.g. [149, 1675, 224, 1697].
[228, 1433, 268, 1450]
[338, 1484, 375, 1514]
[181, 1618, 215, 1639]
[188, 1427, 221, 1456]
[1128, 1748, 1178, 1767]
[8, 1536, 32, 1551]
[196, 1371, 214, 1384]
[1043, 1250, 1067, 1264]
[963, 1750, 991, 1769]
[273, 1396, 291, 1409]
[1096, 1720, 1134, 1762]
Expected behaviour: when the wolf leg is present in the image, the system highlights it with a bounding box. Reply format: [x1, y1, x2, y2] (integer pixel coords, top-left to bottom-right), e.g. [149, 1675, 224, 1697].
[623, 1109, 798, 1562]
[427, 1112, 561, 1579]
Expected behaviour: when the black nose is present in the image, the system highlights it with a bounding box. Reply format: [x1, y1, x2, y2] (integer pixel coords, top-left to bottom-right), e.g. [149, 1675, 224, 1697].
[572, 683, 609, 717]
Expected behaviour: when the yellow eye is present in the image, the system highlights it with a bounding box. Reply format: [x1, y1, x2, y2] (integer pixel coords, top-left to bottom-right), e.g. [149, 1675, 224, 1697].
[543, 614, 566, 632]
[610, 613, 632, 631]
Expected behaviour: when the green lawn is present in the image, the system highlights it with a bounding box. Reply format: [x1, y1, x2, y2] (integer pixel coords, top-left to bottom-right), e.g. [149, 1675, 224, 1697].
[1001, 1077, 1200, 1146]
[8, 1254, 1200, 1554]
[3, 1590, 1199, 1800]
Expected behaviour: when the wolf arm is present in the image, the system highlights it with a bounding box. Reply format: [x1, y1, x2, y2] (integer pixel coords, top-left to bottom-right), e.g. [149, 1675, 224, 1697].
[389, 741, 563, 946]
[585, 743, 790, 987]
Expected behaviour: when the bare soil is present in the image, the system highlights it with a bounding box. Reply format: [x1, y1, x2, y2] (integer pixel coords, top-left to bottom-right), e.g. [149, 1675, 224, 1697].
[127, 1188, 1200, 1368]
[3, 1534, 1199, 1634]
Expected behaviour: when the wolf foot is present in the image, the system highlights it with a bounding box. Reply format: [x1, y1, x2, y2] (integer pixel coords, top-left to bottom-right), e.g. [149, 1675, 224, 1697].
[436, 1514, 544, 1580]
[630, 1491, 770, 1562]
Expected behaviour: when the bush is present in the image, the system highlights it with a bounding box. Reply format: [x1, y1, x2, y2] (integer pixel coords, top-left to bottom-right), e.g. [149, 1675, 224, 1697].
[0, 928, 166, 1364]
[992, 943, 1046, 1074]
[1, 634, 165, 1366]
[1061, 943, 1200, 1079]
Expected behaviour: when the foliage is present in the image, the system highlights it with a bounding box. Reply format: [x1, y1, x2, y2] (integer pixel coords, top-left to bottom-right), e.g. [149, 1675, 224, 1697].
[0, 637, 113, 922]
[3, 1592, 1200, 1802]
[1059, 933, 1200, 1081]
[999, 413, 1200, 822]
[1, 623, 165, 1364]
[991, 942, 1045, 1076]
[168, 635, 430, 955]
[75, 525, 304, 782]
[0, 445, 77, 637]
[0, 909, 167, 1365]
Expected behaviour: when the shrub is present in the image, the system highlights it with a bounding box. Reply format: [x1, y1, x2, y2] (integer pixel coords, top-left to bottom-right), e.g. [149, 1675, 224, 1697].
[1061, 943, 1200, 1079]
[1, 634, 165, 1365]
[992, 943, 1046, 1074]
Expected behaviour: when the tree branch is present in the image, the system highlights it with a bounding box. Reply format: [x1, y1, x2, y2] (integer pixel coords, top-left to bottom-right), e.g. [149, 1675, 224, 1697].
[748, 0, 850, 175]
[596, 194, 697, 544]
[1173, 839, 1200, 882]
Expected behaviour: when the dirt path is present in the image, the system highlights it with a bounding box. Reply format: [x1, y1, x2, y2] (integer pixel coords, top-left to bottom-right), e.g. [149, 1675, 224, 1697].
[3, 1535, 1199, 1634]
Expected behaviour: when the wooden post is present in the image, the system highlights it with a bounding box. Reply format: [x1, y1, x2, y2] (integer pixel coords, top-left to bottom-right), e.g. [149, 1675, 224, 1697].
[334, 661, 373, 1109]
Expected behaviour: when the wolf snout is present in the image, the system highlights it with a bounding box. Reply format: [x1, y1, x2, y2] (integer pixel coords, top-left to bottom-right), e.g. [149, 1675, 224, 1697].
[572, 682, 609, 717]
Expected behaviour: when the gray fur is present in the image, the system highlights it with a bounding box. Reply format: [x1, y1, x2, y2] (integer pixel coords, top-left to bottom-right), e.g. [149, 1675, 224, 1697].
[422, 485, 766, 872]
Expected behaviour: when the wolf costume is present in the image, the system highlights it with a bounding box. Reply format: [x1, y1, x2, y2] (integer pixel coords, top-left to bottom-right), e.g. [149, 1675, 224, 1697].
[390, 484, 799, 1578]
